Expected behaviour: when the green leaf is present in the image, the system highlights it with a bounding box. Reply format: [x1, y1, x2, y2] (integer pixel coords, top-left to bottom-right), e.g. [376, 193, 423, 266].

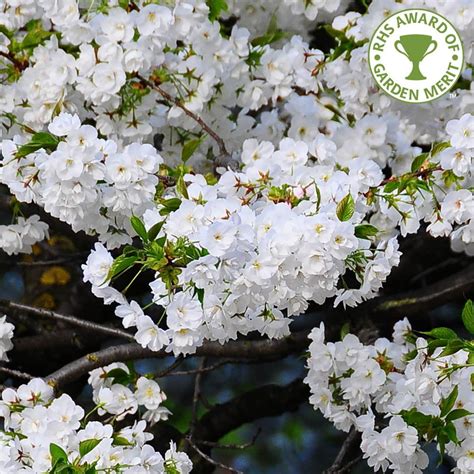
[439, 339, 465, 357]
[415, 179, 430, 192]
[181, 138, 203, 162]
[431, 141, 450, 156]
[176, 175, 189, 199]
[148, 221, 164, 241]
[462, 300, 474, 335]
[107, 255, 138, 281]
[252, 30, 287, 47]
[336, 194, 355, 221]
[252, 15, 287, 47]
[444, 421, 459, 444]
[403, 349, 418, 362]
[420, 327, 458, 340]
[427, 338, 449, 355]
[0, 25, 13, 40]
[340, 322, 350, 340]
[106, 368, 131, 386]
[383, 180, 399, 193]
[206, 0, 228, 20]
[113, 435, 133, 447]
[446, 408, 471, 422]
[16, 132, 60, 158]
[411, 153, 429, 172]
[79, 439, 101, 457]
[440, 386, 458, 418]
[20, 27, 52, 50]
[131, 216, 148, 242]
[50, 443, 68, 464]
[354, 224, 378, 239]
[401, 408, 436, 433]
[159, 198, 182, 216]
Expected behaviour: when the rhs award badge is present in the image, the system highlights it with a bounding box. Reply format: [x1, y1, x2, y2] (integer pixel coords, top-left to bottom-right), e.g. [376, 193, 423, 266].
[369, 9, 463, 103]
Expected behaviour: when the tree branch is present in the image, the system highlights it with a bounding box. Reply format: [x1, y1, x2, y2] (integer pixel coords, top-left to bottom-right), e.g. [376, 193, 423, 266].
[0, 300, 134, 341]
[323, 428, 361, 474]
[192, 377, 308, 442]
[188, 377, 309, 473]
[0, 366, 33, 381]
[0, 254, 88, 267]
[45, 331, 310, 389]
[364, 262, 474, 318]
[137, 74, 232, 165]
[42, 262, 473, 389]
[185, 436, 242, 474]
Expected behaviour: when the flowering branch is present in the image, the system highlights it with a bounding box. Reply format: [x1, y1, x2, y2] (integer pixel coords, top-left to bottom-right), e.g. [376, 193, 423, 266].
[137, 74, 231, 163]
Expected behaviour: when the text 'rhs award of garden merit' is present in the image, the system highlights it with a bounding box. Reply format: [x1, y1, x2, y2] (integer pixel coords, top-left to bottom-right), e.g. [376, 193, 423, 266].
[369, 9, 463, 103]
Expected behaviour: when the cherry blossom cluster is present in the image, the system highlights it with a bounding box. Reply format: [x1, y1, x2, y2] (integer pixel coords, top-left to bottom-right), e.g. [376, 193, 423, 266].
[1, 113, 162, 247]
[304, 316, 474, 473]
[0, 0, 325, 150]
[88, 362, 171, 426]
[79, 109, 472, 355]
[0, 215, 48, 256]
[0, 377, 191, 473]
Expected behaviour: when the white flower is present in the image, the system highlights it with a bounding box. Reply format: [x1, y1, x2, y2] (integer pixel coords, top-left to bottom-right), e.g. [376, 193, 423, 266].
[135, 377, 166, 410]
[0, 316, 14, 361]
[135, 316, 169, 351]
[383, 416, 418, 456]
[48, 113, 81, 136]
[441, 190, 474, 224]
[82, 243, 113, 288]
[166, 292, 203, 331]
[446, 114, 474, 149]
[165, 442, 193, 474]
[115, 300, 144, 329]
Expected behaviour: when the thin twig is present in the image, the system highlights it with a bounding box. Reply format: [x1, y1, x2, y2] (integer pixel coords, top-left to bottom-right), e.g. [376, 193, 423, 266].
[154, 355, 184, 378]
[324, 428, 360, 474]
[195, 428, 262, 450]
[137, 74, 230, 160]
[0, 366, 33, 381]
[166, 359, 233, 376]
[185, 436, 243, 474]
[190, 357, 206, 436]
[0, 254, 88, 267]
[0, 51, 27, 71]
[337, 455, 363, 474]
[0, 300, 134, 341]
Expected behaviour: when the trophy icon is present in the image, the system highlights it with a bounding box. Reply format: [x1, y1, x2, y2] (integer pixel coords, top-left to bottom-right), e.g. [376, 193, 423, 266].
[394, 34, 438, 80]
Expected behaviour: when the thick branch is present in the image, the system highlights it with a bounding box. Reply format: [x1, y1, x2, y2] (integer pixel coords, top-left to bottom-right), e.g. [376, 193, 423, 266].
[364, 262, 474, 318]
[0, 300, 134, 341]
[46, 331, 310, 389]
[0, 366, 33, 381]
[192, 377, 308, 442]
